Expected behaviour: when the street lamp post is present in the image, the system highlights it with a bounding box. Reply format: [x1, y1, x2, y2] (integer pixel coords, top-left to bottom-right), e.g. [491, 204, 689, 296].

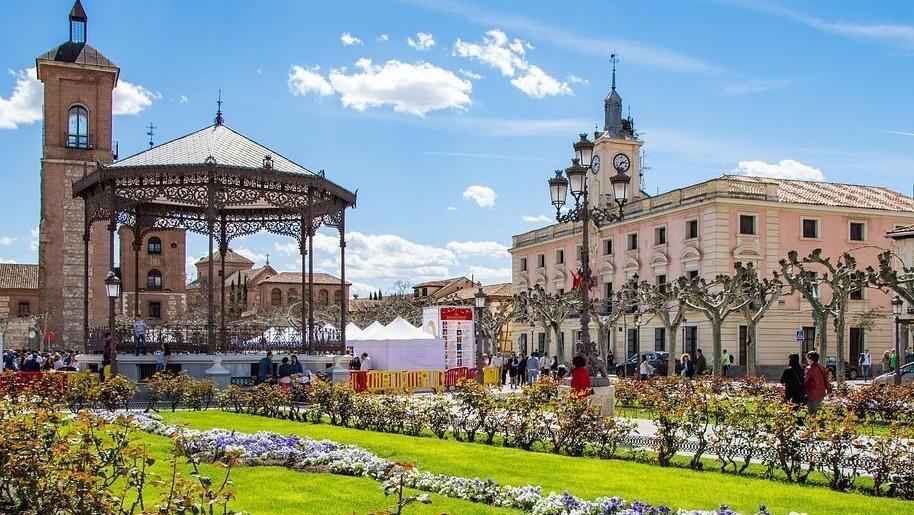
[892, 295, 903, 385]
[474, 287, 488, 383]
[548, 134, 631, 377]
[104, 270, 121, 376]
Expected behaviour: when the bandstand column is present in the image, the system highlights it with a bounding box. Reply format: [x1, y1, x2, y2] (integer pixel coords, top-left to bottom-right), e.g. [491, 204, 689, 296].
[132, 228, 141, 318]
[219, 216, 227, 352]
[108, 183, 118, 375]
[206, 164, 216, 353]
[299, 219, 307, 350]
[339, 210, 347, 348]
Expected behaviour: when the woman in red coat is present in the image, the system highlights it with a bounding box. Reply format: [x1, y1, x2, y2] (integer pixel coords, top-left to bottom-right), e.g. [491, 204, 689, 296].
[570, 355, 593, 397]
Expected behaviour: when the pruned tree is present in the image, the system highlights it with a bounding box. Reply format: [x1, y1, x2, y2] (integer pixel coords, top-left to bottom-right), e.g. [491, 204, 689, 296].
[869, 250, 914, 305]
[518, 285, 580, 363]
[677, 272, 752, 376]
[633, 276, 688, 376]
[348, 294, 427, 327]
[778, 249, 868, 382]
[734, 262, 783, 376]
[478, 301, 514, 354]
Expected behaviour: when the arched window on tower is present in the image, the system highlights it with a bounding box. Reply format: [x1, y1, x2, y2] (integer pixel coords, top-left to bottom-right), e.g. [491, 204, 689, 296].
[288, 288, 298, 304]
[271, 288, 283, 307]
[318, 289, 329, 305]
[147, 236, 162, 255]
[146, 269, 163, 291]
[67, 105, 89, 149]
[333, 290, 342, 304]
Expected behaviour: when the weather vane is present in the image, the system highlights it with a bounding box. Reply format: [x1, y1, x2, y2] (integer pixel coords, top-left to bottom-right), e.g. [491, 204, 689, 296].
[215, 89, 224, 125]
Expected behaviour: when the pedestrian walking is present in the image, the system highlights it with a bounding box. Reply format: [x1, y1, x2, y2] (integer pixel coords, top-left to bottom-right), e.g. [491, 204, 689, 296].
[680, 353, 695, 379]
[639, 355, 654, 380]
[882, 350, 891, 375]
[695, 349, 707, 376]
[526, 352, 539, 384]
[804, 351, 832, 415]
[859, 349, 871, 382]
[780, 353, 806, 406]
[721, 349, 731, 377]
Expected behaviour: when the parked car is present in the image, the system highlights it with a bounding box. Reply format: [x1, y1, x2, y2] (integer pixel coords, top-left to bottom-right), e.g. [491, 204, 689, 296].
[615, 351, 669, 377]
[825, 356, 857, 380]
[874, 362, 914, 384]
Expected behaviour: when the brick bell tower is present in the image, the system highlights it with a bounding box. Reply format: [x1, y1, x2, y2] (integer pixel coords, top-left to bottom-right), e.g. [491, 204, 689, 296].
[37, 0, 118, 349]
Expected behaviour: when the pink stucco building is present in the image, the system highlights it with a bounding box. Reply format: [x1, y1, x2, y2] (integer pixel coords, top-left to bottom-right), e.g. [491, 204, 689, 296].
[510, 80, 914, 375]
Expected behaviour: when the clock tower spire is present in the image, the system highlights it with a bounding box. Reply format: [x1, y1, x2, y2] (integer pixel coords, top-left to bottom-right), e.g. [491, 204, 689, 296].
[603, 54, 623, 137]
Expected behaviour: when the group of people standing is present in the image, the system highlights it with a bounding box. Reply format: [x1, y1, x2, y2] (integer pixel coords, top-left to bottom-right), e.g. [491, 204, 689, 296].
[780, 351, 834, 415]
[487, 351, 562, 389]
[2, 349, 80, 372]
[255, 351, 312, 389]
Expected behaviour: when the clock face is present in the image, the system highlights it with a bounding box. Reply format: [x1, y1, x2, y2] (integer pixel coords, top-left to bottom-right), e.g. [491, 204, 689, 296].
[613, 153, 631, 173]
[591, 155, 601, 174]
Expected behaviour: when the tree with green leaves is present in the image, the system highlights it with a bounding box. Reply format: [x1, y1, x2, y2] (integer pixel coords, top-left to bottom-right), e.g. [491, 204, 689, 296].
[734, 262, 783, 376]
[677, 272, 752, 376]
[778, 249, 868, 382]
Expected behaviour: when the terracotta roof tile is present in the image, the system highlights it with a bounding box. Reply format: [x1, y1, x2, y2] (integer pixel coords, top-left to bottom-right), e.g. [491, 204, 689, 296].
[260, 272, 349, 285]
[723, 175, 914, 211]
[0, 264, 38, 290]
[195, 249, 255, 265]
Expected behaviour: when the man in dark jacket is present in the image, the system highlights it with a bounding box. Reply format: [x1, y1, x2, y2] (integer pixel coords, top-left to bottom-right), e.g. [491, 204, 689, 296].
[695, 349, 707, 376]
[257, 351, 274, 384]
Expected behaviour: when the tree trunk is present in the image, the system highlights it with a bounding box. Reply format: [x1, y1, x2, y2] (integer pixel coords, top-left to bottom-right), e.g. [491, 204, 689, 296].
[835, 314, 846, 384]
[553, 323, 565, 362]
[817, 312, 829, 361]
[712, 319, 723, 377]
[746, 321, 758, 376]
[667, 323, 678, 377]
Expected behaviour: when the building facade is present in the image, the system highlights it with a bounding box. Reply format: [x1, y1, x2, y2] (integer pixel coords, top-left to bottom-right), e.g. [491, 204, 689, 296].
[0, 264, 40, 350]
[510, 78, 914, 375]
[118, 228, 187, 322]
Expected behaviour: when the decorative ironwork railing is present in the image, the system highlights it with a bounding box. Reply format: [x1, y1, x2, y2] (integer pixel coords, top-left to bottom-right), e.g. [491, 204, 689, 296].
[86, 323, 344, 355]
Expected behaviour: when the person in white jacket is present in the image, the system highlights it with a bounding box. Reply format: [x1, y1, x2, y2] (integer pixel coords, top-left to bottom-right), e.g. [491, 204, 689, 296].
[639, 356, 654, 380]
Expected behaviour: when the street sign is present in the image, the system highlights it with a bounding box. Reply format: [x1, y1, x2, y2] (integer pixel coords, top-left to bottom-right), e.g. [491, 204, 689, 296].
[795, 330, 804, 342]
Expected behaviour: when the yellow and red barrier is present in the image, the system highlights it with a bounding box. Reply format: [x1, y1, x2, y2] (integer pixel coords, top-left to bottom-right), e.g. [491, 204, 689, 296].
[349, 366, 498, 393]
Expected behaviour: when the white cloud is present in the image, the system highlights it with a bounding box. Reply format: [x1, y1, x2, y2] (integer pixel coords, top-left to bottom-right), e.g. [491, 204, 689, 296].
[234, 247, 267, 264]
[736, 159, 825, 181]
[522, 214, 551, 223]
[453, 29, 571, 98]
[462, 185, 497, 208]
[328, 59, 471, 116]
[0, 236, 13, 246]
[447, 206, 458, 211]
[720, 78, 792, 95]
[0, 68, 42, 129]
[510, 64, 573, 98]
[113, 80, 159, 115]
[178, 94, 189, 104]
[29, 227, 38, 252]
[878, 129, 914, 138]
[407, 32, 436, 51]
[446, 240, 509, 258]
[340, 32, 363, 46]
[287, 65, 334, 97]
[459, 68, 483, 80]
[465, 265, 512, 283]
[567, 75, 589, 85]
[0, 257, 16, 264]
[313, 231, 458, 281]
[377, 34, 390, 42]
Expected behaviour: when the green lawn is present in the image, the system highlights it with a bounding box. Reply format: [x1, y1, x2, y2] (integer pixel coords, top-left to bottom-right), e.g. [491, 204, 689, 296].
[160, 410, 897, 515]
[131, 429, 518, 514]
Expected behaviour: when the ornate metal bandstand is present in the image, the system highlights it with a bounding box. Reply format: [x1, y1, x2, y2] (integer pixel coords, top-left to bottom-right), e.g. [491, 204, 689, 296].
[72, 117, 357, 354]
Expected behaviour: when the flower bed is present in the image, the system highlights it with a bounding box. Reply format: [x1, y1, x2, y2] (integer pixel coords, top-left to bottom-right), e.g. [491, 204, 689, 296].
[99, 410, 772, 515]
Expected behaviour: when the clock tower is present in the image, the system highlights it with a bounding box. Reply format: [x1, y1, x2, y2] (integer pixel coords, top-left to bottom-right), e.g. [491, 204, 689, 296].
[36, 0, 118, 348]
[594, 55, 643, 205]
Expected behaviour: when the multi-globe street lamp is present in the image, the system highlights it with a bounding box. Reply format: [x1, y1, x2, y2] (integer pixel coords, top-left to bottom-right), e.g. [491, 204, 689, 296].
[104, 270, 121, 375]
[892, 295, 903, 385]
[474, 287, 488, 383]
[548, 133, 631, 376]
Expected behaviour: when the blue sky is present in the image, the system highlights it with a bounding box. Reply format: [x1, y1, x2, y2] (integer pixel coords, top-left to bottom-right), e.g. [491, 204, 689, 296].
[1, 0, 913, 296]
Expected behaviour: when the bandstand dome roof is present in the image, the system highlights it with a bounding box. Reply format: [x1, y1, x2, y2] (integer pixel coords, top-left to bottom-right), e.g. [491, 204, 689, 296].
[109, 123, 315, 176]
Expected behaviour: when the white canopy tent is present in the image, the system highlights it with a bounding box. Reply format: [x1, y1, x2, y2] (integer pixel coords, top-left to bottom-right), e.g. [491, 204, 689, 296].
[349, 317, 445, 370]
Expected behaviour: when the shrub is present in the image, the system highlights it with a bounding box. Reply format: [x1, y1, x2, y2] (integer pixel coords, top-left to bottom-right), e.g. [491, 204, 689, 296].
[94, 374, 136, 411]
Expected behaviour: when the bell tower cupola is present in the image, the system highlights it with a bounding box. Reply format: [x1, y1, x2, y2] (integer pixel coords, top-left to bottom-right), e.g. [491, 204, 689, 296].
[69, 0, 87, 43]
